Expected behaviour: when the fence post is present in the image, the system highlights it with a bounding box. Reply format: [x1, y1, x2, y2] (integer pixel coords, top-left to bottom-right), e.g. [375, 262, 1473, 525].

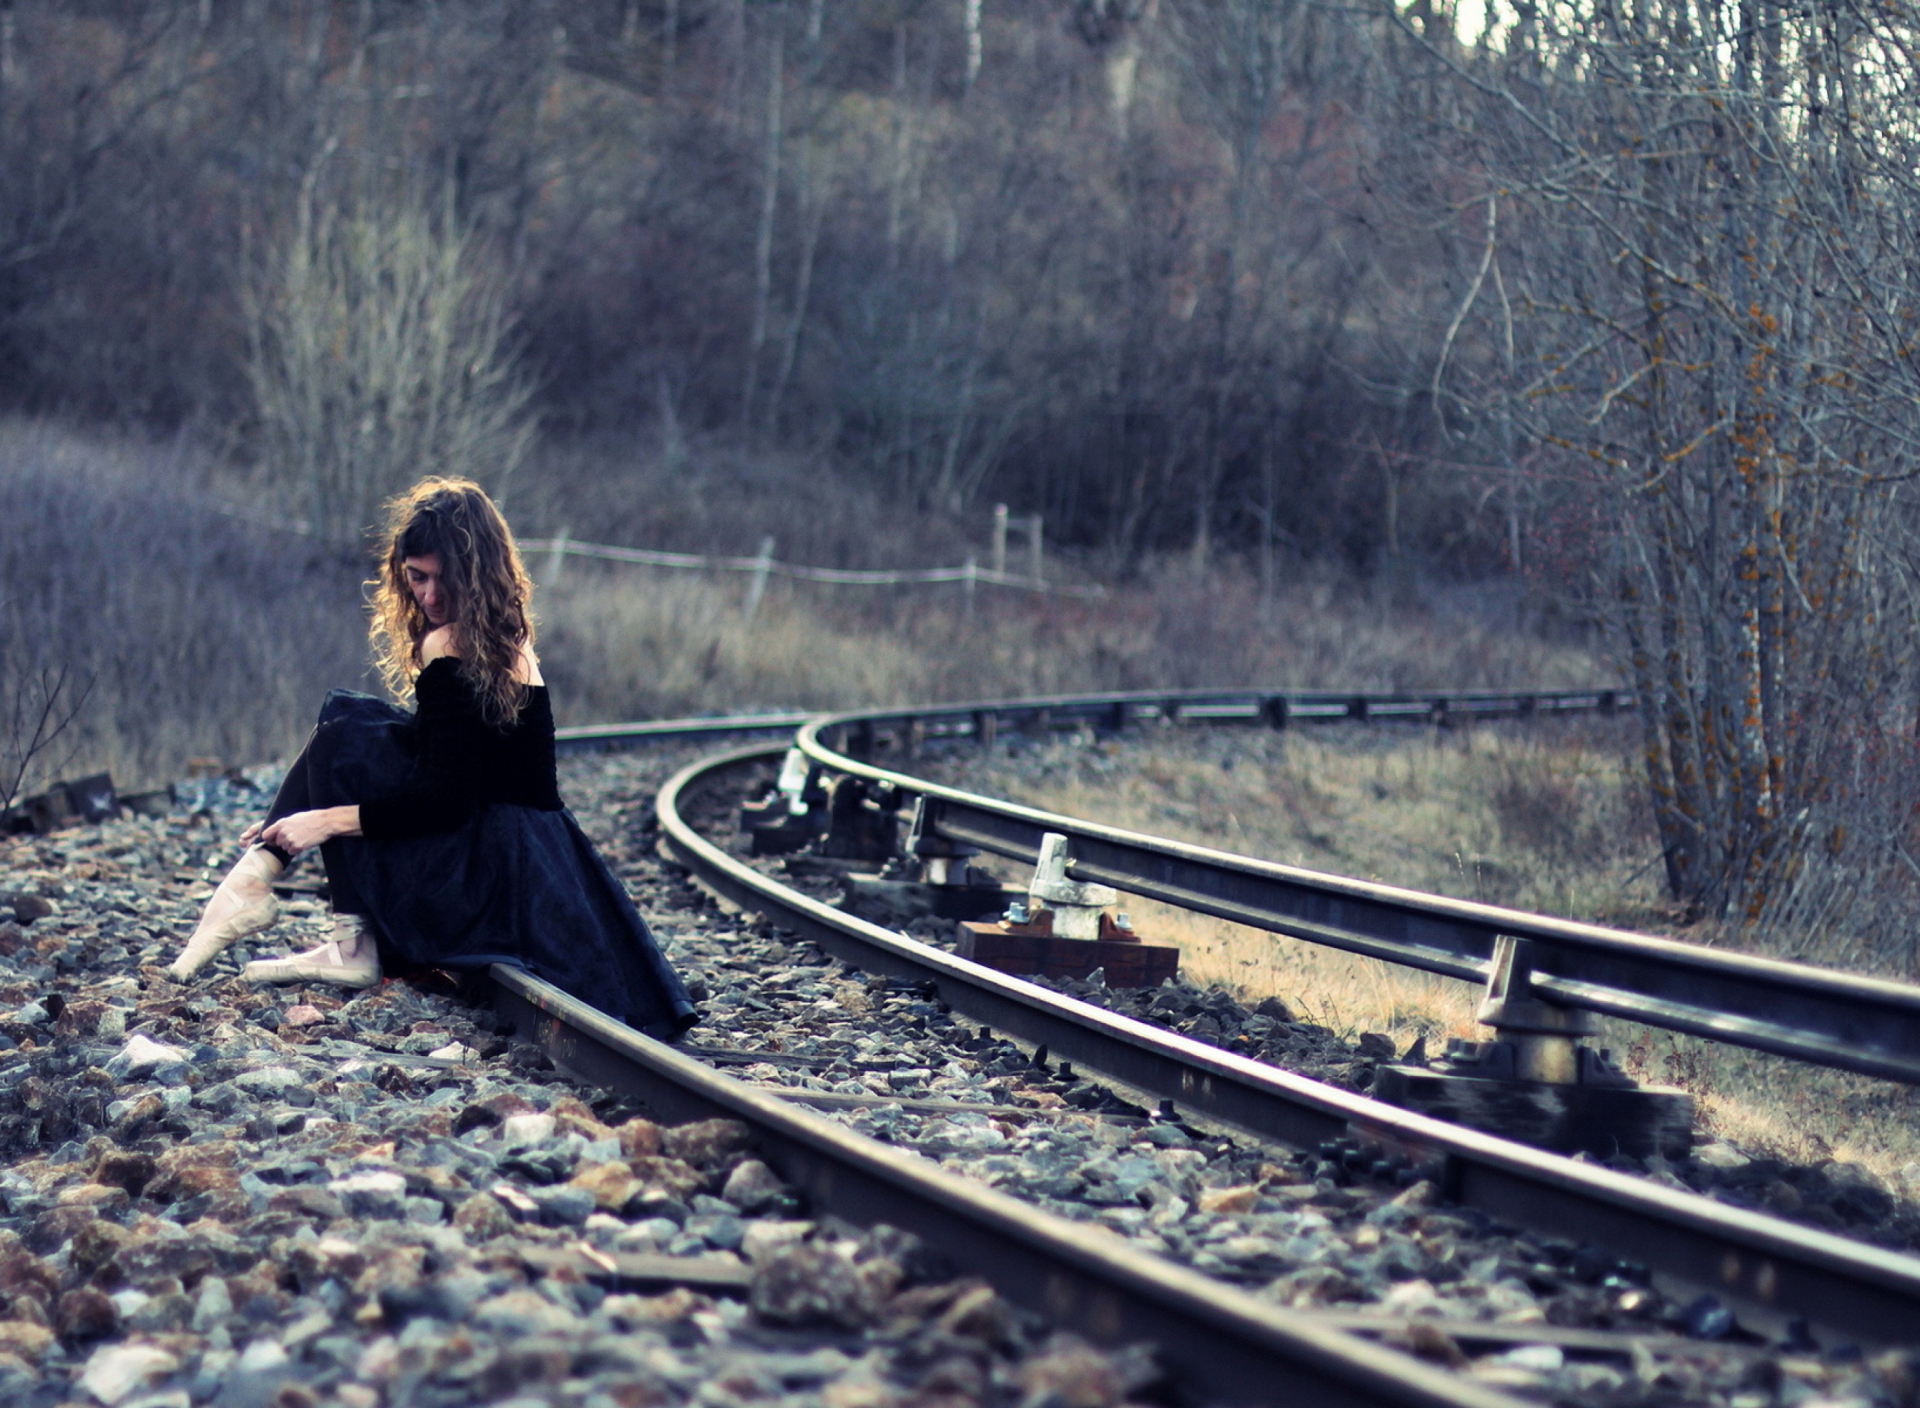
[545, 529, 571, 587]
[1028, 514, 1044, 586]
[991, 503, 1008, 576]
[744, 536, 775, 621]
[963, 554, 977, 624]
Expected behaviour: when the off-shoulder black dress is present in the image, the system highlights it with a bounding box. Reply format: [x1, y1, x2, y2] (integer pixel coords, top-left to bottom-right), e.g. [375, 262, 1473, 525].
[260, 658, 698, 1039]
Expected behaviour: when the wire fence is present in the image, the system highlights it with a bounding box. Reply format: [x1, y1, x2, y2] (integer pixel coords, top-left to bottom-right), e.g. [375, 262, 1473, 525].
[204, 497, 1105, 610]
[521, 532, 1107, 613]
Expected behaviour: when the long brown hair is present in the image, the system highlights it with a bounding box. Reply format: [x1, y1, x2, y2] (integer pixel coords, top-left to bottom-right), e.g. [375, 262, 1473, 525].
[369, 478, 536, 729]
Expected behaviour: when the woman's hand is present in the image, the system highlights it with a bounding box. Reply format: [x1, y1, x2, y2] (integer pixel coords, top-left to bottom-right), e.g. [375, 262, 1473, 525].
[261, 808, 348, 857]
[238, 821, 264, 848]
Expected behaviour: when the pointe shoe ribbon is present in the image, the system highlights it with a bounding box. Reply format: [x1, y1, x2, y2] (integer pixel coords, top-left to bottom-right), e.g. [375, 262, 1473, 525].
[242, 937, 381, 990]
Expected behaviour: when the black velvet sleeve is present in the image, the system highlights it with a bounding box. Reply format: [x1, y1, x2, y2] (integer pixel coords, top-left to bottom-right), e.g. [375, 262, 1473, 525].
[356, 663, 489, 840]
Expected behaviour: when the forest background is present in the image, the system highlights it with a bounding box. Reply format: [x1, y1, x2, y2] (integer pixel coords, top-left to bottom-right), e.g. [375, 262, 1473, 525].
[7, 0, 1920, 980]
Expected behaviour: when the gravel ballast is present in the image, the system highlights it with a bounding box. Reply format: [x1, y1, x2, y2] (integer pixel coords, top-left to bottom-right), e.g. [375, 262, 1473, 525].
[0, 740, 1911, 1408]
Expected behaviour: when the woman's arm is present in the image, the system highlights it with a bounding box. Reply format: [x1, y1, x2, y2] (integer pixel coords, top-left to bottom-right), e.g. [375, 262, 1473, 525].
[261, 805, 362, 856]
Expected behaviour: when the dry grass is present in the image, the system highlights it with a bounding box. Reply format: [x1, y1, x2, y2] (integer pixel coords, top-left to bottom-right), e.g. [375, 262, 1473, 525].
[937, 722, 1920, 1190]
[3, 417, 1599, 780]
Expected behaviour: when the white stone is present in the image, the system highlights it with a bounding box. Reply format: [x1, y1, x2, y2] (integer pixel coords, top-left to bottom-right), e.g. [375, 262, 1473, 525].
[1499, 1345, 1566, 1372]
[740, 1219, 815, 1263]
[108, 1289, 151, 1319]
[233, 1067, 303, 1097]
[104, 1033, 189, 1081]
[190, 1276, 232, 1331]
[236, 1339, 290, 1374]
[500, 1112, 556, 1147]
[79, 1343, 180, 1405]
[1691, 1142, 1751, 1172]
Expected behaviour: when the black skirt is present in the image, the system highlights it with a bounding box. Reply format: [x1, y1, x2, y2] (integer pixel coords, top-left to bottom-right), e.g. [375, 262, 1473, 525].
[295, 690, 698, 1040]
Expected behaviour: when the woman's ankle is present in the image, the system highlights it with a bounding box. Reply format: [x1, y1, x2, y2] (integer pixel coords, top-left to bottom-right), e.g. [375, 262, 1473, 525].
[329, 917, 371, 958]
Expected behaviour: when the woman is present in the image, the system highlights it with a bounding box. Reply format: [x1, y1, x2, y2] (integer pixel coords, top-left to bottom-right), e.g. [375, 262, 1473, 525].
[169, 478, 698, 1040]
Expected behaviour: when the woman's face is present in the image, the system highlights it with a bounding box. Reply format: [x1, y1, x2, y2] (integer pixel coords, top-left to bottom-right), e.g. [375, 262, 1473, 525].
[403, 554, 450, 627]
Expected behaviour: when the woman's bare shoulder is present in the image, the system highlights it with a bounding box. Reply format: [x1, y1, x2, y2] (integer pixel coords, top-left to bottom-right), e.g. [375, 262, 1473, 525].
[514, 644, 545, 687]
[419, 626, 458, 664]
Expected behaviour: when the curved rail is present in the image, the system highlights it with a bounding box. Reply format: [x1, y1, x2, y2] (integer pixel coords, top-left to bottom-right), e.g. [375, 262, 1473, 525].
[790, 699, 1920, 1086]
[483, 962, 1522, 1408]
[655, 744, 1920, 1350]
[555, 710, 813, 753]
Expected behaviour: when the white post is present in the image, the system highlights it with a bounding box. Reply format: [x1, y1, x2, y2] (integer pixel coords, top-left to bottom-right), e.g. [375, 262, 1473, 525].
[744, 535, 775, 621]
[545, 529, 571, 587]
[963, 553, 977, 623]
[991, 503, 1008, 576]
[1027, 514, 1043, 586]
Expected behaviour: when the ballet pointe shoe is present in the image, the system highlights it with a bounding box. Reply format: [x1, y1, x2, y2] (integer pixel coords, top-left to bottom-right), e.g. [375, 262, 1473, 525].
[243, 917, 381, 990]
[169, 847, 284, 982]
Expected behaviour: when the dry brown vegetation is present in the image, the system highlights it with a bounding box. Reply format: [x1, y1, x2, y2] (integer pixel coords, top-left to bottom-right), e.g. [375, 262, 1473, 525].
[0, 420, 1598, 792]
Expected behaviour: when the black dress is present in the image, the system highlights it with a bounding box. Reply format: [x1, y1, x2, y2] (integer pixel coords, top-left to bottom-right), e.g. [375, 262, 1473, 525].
[262, 659, 698, 1040]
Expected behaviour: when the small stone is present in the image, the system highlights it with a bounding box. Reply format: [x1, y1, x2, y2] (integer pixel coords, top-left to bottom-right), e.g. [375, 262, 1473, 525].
[1143, 1125, 1190, 1147]
[55, 1000, 108, 1037]
[0, 1320, 54, 1361]
[569, 1162, 641, 1211]
[1016, 1340, 1123, 1408]
[1197, 1185, 1259, 1215]
[740, 1220, 813, 1264]
[55, 1288, 119, 1342]
[11, 895, 52, 924]
[1499, 1345, 1565, 1372]
[233, 1067, 304, 1098]
[56, 1180, 128, 1211]
[499, 1112, 556, 1147]
[1691, 1142, 1750, 1172]
[661, 1118, 752, 1172]
[627, 1156, 706, 1202]
[526, 1184, 596, 1226]
[91, 1151, 156, 1197]
[451, 1194, 514, 1241]
[750, 1243, 874, 1329]
[1387, 1320, 1469, 1368]
[328, 1171, 408, 1220]
[453, 1091, 536, 1134]
[104, 1033, 190, 1082]
[78, 1342, 179, 1405]
[1391, 1180, 1440, 1210]
[720, 1159, 786, 1213]
[936, 1283, 1012, 1345]
[472, 1289, 584, 1337]
[601, 1288, 706, 1326]
[70, 1221, 133, 1277]
[191, 1276, 233, 1331]
[25, 1206, 98, 1254]
[281, 1005, 327, 1027]
[614, 1116, 664, 1158]
[268, 1187, 345, 1221]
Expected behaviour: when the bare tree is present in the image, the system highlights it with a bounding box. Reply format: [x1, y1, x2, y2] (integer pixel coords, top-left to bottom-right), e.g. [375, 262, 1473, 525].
[1401, 0, 1920, 927]
[243, 170, 537, 540]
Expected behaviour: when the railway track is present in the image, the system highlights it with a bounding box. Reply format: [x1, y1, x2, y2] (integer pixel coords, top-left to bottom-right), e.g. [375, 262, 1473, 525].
[464, 690, 1920, 1407]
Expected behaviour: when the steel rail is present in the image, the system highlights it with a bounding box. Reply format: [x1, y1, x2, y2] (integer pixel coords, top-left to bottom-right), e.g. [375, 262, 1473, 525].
[789, 705, 1920, 1087]
[555, 711, 813, 754]
[656, 744, 1920, 1350]
[483, 962, 1525, 1408]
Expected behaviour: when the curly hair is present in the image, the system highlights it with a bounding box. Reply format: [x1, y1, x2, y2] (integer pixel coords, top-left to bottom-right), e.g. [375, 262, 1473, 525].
[369, 478, 536, 730]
